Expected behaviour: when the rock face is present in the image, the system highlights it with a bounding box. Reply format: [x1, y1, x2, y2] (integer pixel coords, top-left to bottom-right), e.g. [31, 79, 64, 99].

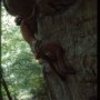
[37, 0, 97, 100]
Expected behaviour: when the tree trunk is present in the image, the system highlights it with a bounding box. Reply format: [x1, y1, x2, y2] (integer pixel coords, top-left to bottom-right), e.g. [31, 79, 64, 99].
[37, 0, 97, 100]
[0, 70, 3, 100]
[2, 78, 12, 100]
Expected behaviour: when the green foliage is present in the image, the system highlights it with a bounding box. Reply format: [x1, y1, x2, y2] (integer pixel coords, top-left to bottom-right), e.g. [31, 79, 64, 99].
[1, 6, 45, 99]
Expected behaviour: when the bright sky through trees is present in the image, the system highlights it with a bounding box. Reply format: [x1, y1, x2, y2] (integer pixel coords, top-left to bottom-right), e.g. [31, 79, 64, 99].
[1, 6, 44, 100]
